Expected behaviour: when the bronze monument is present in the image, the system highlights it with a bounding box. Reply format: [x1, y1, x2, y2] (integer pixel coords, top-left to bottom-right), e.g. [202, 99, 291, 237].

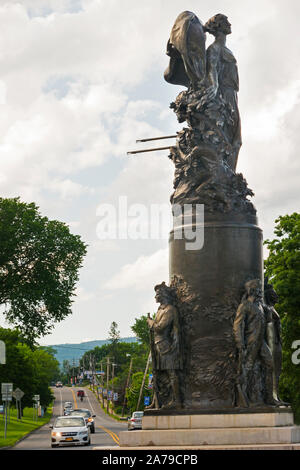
[146, 11, 289, 412]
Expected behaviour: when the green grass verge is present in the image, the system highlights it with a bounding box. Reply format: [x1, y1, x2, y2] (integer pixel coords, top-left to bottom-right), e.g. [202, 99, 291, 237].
[88, 387, 127, 422]
[0, 405, 53, 448]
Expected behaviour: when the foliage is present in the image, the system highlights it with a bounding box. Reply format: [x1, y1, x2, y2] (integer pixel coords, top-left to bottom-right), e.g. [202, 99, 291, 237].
[264, 212, 300, 422]
[79, 321, 150, 416]
[131, 314, 151, 350]
[125, 372, 151, 413]
[0, 405, 53, 448]
[0, 197, 87, 344]
[108, 321, 120, 360]
[0, 327, 60, 409]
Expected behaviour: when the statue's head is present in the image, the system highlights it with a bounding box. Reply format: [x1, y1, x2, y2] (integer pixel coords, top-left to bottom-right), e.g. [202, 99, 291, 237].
[204, 14, 232, 36]
[264, 277, 279, 306]
[154, 282, 177, 305]
[244, 279, 262, 300]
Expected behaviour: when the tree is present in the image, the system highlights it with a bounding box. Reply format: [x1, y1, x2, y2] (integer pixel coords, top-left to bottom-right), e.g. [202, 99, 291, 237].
[0, 327, 60, 410]
[108, 321, 120, 360]
[131, 314, 151, 349]
[0, 197, 87, 344]
[264, 213, 300, 422]
[108, 321, 120, 344]
[125, 372, 151, 413]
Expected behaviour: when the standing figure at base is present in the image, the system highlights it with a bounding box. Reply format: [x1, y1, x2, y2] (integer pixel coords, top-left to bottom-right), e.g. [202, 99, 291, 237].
[264, 277, 289, 406]
[234, 279, 275, 407]
[147, 282, 183, 409]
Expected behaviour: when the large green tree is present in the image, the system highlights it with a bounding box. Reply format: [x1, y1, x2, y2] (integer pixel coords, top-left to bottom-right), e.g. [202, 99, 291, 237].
[0, 197, 87, 343]
[264, 212, 300, 421]
[0, 327, 60, 410]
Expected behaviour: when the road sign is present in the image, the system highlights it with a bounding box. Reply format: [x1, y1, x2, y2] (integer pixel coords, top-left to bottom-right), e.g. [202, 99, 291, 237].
[1, 383, 13, 394]
[0, 341, 5, 364]
[113, 392, 118, 401]
[13, 388, 24, 400]
[2, 396, 12, 401]
[144, 396, 151, 406]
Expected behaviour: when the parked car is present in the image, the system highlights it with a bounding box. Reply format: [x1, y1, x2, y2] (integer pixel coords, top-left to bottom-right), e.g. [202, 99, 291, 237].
[69, 408, 96, 433]
[127, 411, 144, 430]
[50, 416, 90, 447]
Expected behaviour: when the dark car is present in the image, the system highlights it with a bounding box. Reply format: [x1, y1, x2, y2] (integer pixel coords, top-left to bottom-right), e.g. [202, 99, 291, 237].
[69, 409, 96, 433]
[77, 390, 85, 397]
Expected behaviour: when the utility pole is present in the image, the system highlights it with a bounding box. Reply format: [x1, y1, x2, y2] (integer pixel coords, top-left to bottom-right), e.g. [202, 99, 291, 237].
[72, 358, 75, 386]
[106, 357, 110, 413]
[122, 355, 133, 417]
[112, 362, 115, 395]
[100, 361, 105, 407]
[111, 362, 117, 408]
[137, 352, 151, 411]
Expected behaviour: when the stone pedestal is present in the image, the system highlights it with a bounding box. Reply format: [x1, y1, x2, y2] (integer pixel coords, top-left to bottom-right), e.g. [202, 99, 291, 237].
[119, 411, 300, 447]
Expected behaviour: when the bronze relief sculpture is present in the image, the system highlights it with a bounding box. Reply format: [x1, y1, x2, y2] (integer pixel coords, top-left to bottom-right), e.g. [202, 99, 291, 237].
[144, 11, 288, 412]
[165, 12, 253, 213]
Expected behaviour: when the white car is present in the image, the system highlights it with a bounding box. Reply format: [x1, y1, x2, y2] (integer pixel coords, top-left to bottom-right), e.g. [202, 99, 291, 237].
[50, 416, 91, 447]
[63, 402, 73, 415]
[127, 411, 144, 430]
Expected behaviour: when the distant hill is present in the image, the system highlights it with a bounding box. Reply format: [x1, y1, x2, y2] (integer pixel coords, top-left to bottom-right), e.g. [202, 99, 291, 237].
[48, 337, 137, 366]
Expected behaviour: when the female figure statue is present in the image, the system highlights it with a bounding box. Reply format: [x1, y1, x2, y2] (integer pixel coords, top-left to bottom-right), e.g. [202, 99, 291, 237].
[165, 12, 242, 172]
[202, 14, 242, 171]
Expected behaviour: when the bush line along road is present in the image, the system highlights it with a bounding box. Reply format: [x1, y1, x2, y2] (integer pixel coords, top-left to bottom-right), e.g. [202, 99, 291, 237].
[11, 386, 127, 450]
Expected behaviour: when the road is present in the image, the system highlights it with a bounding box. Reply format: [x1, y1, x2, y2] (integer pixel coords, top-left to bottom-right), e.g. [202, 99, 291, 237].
[12, 386, 128, 450]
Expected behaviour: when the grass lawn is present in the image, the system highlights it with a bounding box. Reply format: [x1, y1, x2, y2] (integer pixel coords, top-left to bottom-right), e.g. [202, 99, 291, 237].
[0, 405, 53, 448]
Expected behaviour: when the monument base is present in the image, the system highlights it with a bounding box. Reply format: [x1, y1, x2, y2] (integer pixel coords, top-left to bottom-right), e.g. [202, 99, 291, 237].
[119, 411, 300, 447]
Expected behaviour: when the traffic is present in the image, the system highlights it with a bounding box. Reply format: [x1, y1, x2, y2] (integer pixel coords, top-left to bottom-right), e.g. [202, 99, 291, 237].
[10, 384, 128, 450]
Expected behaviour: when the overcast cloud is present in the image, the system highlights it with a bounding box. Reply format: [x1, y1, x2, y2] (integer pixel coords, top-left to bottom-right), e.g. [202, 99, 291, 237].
[0, 0, 299, 344]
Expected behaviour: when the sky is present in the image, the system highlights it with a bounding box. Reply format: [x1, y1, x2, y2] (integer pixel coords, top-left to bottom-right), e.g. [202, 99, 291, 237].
[0, 0, 299, 345]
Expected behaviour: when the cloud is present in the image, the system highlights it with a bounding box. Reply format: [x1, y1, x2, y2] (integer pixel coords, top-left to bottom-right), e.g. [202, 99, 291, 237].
[0, 0, 299, 344]
[104, 248, 168, 291]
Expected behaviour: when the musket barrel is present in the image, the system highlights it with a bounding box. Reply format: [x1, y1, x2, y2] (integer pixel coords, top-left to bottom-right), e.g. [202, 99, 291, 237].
[136, 135, 177, 143]
[127, 146, 171, 155]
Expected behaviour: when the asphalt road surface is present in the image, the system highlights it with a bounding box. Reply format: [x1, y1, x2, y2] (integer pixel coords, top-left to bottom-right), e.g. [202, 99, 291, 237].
[12, 386, 128, 450]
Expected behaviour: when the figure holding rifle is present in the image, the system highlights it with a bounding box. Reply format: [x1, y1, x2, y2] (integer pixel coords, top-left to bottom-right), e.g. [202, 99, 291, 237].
[146, 282, 183, 409]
